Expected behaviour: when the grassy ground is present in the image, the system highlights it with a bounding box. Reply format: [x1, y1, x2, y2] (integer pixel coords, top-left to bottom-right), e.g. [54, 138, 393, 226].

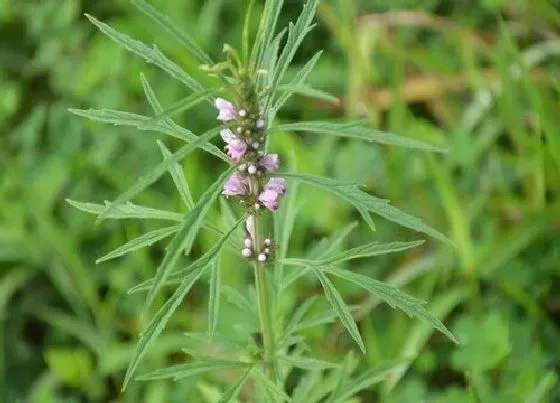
[1, 0, 559, 401]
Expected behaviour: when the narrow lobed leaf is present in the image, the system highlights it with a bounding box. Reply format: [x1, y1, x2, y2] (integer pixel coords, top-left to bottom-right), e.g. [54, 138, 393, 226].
[279, 355, 340, 371]
[137, 358, 252, 381]
[121, 220, 242, 390]
[217, 365, 255, 403]
[66, 199, 183, 221]
[208, 256, 221, 336]
[129, 0, 214, 65]
[274, 121, 447, 153]
[142, 168, 235, 312]
[311, 267, 366, 353]
[96, 225, 179, 263]
[158, 141, 195, 210]
[85, 14, 203, 92]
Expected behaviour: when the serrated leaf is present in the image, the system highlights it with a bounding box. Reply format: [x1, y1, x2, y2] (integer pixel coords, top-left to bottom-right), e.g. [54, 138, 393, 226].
[273, 0, 319, 87]
[137, 358, 252, 381]
[208, 257, 221, 336]
[278, 84, 338, 103]
[158, 141, 195, 209]
[254, 369, 291, 402]
[274, 121, 446, 153]
[121, 220, 241, 390]
[321, 266, 458, 343]
[311, 267, 365, 353]
[252, 0, 284, 71]
[98, 126, 224, 221]
[85, 14, 202, 91]
[307, 221, 358, 261]
[143, 168, 235, 311]
[280, 296, 316, 342]
[66, 199, 183, 221]
[217, 365, 254, 403]
[271, 50, 324, 115]
[281, 173, 450, 243]
[279, 355, 339, 370]
[330, 361, 404, 403]
[263, 28, 286, 91]
[96, 225, 179, 263]
[129, 0, 213, 65]
[309, 240, 424, 266]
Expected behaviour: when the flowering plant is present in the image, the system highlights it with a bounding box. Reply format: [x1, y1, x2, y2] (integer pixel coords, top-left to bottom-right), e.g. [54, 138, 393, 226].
[69, 0, 456, 400]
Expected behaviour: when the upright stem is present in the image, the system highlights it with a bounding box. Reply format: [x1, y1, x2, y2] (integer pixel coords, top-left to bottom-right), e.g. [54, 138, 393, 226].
[248, 181, 277, 380]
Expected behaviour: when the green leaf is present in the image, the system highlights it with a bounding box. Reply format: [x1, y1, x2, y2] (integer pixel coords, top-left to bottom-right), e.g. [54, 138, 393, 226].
[280, 296, 317, 342]
[277, 84, 338, 103]
[281, 173, 450, 243]
[254, 368, 291, 402]
[311, 267, 365, 353]
[279, 355, 339, 371]
[208, 257, 221, 336]
[271, 50, 324, 114]
[217, 365, 254, 403]
[331, 361, 404, 403]
[321, 266, 458, 343]
[85, 14, 202, 91]
[273, 0, 319, 87]
[137, 358, 252, 381]
[263, 28, 287, 91]
[96, 225, 179, 263]
[319, 240, 424, 265]
[143, 168, 234, 311]
[129, 0, 213, 65]
[307, 221, 358, 261]
[525, 371, 559, 403]
[251, 0, 284, 70]
[274, 121, 446, 153]
[98, 126, 225, 222]
[121, 220, 241, 390]
[157, 141, 195, 209]
[66, 199, 183, 221]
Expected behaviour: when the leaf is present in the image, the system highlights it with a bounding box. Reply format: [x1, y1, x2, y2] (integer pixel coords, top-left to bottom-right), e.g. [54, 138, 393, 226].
[273, 0, 320, 87]
[331, 361, 404, 403]
[121, 220, 241, 390]
[271, 51, 324, 115]
[306, 221, 358, 261]
[277, 84, 338, 103]
[321, 266, 458, 343]
[158, 141, 195, 209]
[217, 365, 254, 403]
[263, 28, 287, 91]
[85, 14, 202, 91]
[525, 371, 559, 403]
[279, 355, 339, 371]
[143, 168, 235, 311]
[96, 225, 179, 263]
[98, 126, 224, 221]
[311, 267, 365, 353]
[274, 121, 446, 153]
[208, 256, 221, 336]
[69, 105, 226, 161]
[66, 199, 183, 221]
[314, 240, 424, 266]
[137, 358, 252, 381]
[281, 296, 317, 341]
[129, 0, 213, 65]
[281, 173, 450, 243]
[254, 369, 291, 402]
[251, 0, 285, 70]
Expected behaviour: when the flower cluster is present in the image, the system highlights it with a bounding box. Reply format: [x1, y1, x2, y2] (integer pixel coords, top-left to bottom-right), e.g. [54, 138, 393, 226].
[215, 97, 286, 213]
[215, 97, 286, 262]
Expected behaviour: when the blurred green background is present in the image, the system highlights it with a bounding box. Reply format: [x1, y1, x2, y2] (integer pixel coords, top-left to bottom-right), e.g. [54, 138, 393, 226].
[1, 0, 560, 402]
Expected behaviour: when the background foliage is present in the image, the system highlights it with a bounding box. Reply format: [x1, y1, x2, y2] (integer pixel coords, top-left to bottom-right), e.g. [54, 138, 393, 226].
[1, 0, 560, 401]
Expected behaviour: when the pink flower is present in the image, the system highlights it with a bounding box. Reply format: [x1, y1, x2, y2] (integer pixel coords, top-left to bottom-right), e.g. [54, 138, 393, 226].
[222, 173, 250, 197]
[221, 129, 247, 162]
[259, 154, 280, 172]
[214, 98, 237, 121]
[258, 177, 286, 211]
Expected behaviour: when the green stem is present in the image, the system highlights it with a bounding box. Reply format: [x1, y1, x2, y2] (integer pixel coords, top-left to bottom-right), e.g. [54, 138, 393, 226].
[248, 181, 276, 380]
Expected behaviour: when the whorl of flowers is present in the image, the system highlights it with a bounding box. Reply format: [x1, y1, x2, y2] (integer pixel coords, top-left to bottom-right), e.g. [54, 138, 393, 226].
[214, 93, 285, 262]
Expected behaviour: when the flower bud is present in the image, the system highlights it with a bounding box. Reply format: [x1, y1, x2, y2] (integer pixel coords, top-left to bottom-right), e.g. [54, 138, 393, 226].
[242, 248, 252, 258]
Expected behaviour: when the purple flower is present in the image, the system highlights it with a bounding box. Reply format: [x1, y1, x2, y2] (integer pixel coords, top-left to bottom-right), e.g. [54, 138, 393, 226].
[258, 177, 286, 211]
[221, 129, 247, 162]
[259, 154, 280, 172]
[223, 172, 250, 197]
[214, 98, 237, 121]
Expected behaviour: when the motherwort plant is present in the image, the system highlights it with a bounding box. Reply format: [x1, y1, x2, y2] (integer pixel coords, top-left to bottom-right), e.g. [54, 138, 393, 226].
[69, 0, 456, 400]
